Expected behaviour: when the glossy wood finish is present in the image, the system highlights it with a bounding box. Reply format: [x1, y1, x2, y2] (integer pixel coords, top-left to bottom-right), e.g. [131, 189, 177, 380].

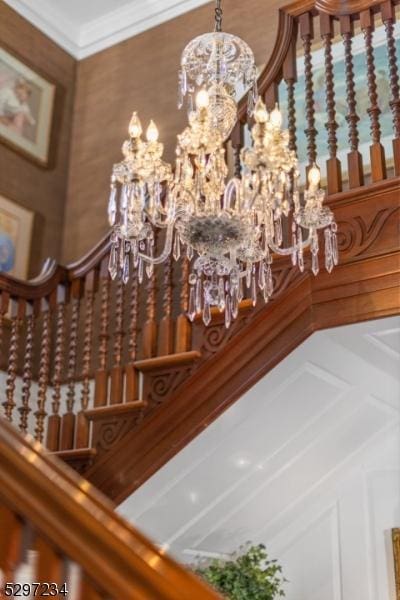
[382, 0, 400, 175]
[361, 8, 387, 180]
[0, 418, 220, 600]
[47, 287, 66, 451]
[35, 299, 52, 443]
[86, 177, 400, 502]
[0, 0, 399, 505]
[320, 11, 342, 193]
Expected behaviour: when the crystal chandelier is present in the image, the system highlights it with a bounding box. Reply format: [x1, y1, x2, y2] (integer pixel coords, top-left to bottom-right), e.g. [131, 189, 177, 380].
[107, 1, 338, 328]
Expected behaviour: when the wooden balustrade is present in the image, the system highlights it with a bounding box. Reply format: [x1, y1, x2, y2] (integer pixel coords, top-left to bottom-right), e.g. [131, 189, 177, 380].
[0, 0, 398, 491]
[0, 418, 219, 599]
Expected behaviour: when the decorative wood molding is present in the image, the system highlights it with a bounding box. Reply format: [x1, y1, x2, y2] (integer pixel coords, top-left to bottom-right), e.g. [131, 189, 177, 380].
[84, 180, 400, 503]
[315, 0, 387, 15]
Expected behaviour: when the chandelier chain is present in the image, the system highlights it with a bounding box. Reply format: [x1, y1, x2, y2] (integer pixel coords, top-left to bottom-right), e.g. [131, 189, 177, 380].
[214, 0, 222, 32]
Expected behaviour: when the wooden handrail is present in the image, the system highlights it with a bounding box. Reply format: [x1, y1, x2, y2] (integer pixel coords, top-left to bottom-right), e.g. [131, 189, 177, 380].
[0, 417, 220, 599]
[0, 0, 398, 499]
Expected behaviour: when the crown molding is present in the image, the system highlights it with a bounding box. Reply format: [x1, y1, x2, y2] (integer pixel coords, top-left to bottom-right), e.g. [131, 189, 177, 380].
[3, 0, 211, 60]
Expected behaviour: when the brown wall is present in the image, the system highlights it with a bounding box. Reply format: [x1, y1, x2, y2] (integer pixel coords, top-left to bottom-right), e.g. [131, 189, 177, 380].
[62, 0, 285, 263]
[0, 1, 75, 276]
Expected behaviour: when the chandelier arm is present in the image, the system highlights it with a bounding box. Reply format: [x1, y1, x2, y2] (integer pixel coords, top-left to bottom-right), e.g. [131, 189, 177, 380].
[268, 233, 312, 256]
[137, 208, 187, 264]
[137, 224, 174, 265]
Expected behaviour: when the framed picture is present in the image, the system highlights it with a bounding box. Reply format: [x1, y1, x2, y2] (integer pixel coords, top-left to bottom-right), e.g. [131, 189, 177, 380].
[0, 194, 34, 279]
[279, 22, 400, 185]
[0, 45, 55, 166]
[394, 529, 400, 600]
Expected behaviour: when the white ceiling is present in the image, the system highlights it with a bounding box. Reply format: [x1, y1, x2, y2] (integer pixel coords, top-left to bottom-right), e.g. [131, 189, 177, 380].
[3, 0, 211, 59]
[119, 316, 400, 599]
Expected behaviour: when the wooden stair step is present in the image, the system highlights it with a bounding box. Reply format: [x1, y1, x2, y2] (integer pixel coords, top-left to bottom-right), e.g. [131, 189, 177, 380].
[85, 401, 146, 420]
[134, 351, 201, 372]
[52, 448, 97, 470]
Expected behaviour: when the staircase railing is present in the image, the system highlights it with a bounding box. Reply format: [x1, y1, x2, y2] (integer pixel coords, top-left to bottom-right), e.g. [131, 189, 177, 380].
[0, 0, 399, 485]
[0, 418, 219, 599]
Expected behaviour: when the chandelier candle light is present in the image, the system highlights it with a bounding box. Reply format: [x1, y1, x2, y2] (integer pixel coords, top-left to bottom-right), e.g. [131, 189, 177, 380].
[107, 1, 338, 328]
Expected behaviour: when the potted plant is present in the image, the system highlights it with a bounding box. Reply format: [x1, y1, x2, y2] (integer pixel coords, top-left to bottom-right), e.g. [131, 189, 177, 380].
[195, 543, 286, 599]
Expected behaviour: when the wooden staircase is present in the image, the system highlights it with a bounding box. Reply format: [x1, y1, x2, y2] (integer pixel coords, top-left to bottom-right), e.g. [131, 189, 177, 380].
[0, 0, 399, 506]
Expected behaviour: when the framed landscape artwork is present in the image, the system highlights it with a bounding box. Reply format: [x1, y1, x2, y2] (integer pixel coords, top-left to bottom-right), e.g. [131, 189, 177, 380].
[279, 23, 400, 184]
[0, 45, 55, 166]
[0, 195, 34, 279]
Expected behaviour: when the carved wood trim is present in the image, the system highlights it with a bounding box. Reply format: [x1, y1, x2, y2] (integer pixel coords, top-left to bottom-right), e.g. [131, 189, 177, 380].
[84, 181, 400, 503]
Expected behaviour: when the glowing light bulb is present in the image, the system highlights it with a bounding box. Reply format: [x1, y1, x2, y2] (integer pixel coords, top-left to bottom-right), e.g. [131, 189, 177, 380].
[254, 98, 268, 123]
[270, 104, 282, 128]
[146, 120, 159, 142]
[308, 164, 321, 188]
[129, 112, 142, 138]
[196, 89, 209, 109]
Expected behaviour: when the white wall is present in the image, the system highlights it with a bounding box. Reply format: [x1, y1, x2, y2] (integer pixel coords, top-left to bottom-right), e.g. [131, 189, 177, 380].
[119, 316, 400, 600]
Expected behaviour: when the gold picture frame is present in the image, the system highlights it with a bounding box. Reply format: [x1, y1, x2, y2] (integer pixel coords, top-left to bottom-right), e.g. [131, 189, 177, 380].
[0, 194, 34, 279]
[0, 45, 56, 167]
[393, 529, 400, 600]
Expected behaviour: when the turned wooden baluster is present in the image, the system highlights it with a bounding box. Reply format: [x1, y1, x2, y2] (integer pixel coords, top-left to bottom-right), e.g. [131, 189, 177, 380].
[382, 0, 400, 175]
[125, 273, 138, 402]
[110, 279, 125, 404]
[158, 256, 173, 355]
[76, 271, 97, 448]
[230, 120, 244, 178]
[46, 286, 67, 451]
[283, 35, 298, 154]
[35, 537, 63, 588]
[60, 279, 81, 450]
[0, 506, 23, 583]
[0, 292, 9, 365]
[320, 11, 342, 193]
[34, 298, 52, 443]
[300, 12, 318, 169]
[94, 259, 110, 407]
[3, 299, 24, 423]
[340, 15, 364, 188]
[175, 257, 191, 353]
[264, 81, 279, 112]
[19, 301, 37, 435]
[142, 260, 157, 360]
[360, 9, 387, 181]
[79, 577, 104, 600]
